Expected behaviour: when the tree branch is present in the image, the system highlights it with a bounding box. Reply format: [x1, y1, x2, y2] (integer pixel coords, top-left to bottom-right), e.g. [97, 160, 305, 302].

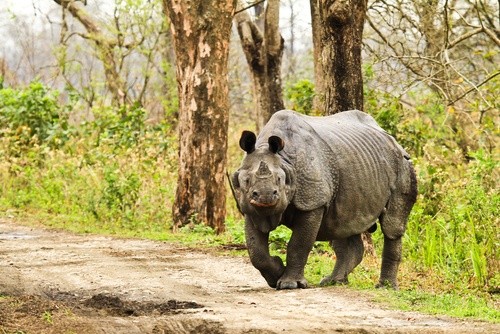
[448, 27, 483, 49]
[53, 0, 129, 106]
[483, 26, 500, 48]
[448, 71, 500, 105]
[235, 0, 266, 15]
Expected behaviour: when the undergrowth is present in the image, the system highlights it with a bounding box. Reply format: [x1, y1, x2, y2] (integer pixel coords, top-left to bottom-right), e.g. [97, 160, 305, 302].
[0, 80, 498, 322]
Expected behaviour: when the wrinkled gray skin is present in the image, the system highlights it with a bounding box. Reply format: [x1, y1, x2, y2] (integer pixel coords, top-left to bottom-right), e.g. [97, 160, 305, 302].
[231, 110, 417, 290]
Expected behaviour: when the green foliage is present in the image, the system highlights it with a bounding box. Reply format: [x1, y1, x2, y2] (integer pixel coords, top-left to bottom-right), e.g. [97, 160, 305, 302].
[285, 79, 316, 115]
[372, 288, 499, 322]
[161, 60, 180, 124]
[0, 82, 178, 235]
[0, 81, 71, 150]
[223, 217, 246, 245]
[364, 90, 402, 137]
[408, 147, 499, 289]
[269, 225, 291, 251]
[364, 85, 499, 294]
[85, 103, 147, 148]
[101, 163, 142, 217]
[179, 222, 216, 236]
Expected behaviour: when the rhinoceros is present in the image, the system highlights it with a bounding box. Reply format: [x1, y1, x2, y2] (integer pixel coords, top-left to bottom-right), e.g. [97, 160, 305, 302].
[231, 109, 417, 290]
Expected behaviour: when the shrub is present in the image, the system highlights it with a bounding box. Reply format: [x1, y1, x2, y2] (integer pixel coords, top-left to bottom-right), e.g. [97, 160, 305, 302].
[285, 79, 315, 115]
[0, 81, 71, 149]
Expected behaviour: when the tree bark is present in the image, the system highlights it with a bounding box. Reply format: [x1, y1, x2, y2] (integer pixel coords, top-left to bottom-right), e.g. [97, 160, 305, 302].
[235, 0, 284, 130]
[311, 0, 367, 114]
[163, 0, 236, 234]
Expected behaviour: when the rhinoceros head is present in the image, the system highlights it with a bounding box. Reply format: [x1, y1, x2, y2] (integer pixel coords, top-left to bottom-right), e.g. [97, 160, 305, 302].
[231, 131, 294, 231]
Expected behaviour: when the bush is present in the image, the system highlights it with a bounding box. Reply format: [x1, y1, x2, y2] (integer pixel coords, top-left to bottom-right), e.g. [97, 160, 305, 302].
[407, 147, 499, 289]
[87, 103, 147, 148]
[0, 81, 178, 235]
[0, 81, 71, 149]
[285, 79, 315, 115]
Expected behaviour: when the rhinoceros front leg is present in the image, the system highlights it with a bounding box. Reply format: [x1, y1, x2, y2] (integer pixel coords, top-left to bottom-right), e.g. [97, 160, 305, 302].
[277, 209, 324, 290]
[245, 218, 285, 288]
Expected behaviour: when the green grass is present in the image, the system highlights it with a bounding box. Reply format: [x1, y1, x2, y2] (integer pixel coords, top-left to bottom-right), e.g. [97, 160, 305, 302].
[372, 288, 499, 322]
[302, 249, 500, 323]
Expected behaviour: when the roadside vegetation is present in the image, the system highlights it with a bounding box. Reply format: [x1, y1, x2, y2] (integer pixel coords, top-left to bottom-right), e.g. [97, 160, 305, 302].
[0, 78, 498, 322]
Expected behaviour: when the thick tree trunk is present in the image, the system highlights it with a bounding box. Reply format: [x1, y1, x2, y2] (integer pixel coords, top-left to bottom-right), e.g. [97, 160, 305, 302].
[163, 0, 236, 234]
[235, 0, 284, 130]
[311, 0, 374, 256]
[311, 0, 367, 114]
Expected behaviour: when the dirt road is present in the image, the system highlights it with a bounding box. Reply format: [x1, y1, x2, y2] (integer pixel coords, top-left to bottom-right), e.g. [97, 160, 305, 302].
[0, 219, 498, 333]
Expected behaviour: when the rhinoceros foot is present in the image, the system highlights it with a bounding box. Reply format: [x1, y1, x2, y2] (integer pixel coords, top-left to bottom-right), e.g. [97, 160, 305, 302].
[260, 256, 286, 288]
[276, 277, 308, 290]
[375, 279, 398, 290]
[319, 275, 348, 287]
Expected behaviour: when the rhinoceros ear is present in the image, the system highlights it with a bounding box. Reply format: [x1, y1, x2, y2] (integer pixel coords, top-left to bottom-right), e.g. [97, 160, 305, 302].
[268, 136, 284, 154]
[239, 131, 256, 153]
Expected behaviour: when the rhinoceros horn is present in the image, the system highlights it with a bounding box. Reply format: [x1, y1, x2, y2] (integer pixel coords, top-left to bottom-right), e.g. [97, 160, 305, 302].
[256, 161, 272, 178]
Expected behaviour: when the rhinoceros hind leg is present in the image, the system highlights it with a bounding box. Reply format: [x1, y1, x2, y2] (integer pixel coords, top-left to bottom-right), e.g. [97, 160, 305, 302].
[320, 234, 364, 286]
[376, 235, 401, 290]
[378, 191, 412, 289]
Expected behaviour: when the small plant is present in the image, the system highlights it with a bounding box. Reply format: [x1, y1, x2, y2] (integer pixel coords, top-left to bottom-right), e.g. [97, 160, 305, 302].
[180, 221, 215, 236]
[269, 225, 291, 251]
[42, 310, 53, 324]
[101, 164, 141, 214]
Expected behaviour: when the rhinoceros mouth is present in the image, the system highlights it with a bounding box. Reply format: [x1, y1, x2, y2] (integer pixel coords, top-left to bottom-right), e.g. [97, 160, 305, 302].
[249, 199, 278, 208]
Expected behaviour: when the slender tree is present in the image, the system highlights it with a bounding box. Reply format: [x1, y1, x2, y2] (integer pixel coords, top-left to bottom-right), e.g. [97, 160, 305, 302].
[163, 0, 236, 234]
[53, 0, 167, 110]
[234, 0, 285, 130]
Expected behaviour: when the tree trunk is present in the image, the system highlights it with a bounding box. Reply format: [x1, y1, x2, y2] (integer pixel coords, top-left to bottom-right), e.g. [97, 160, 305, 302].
[163, 0, 236, 234]
[311, 0, 374, 256]
[235, 0, 284, 130]
[311, 0, 367, 114]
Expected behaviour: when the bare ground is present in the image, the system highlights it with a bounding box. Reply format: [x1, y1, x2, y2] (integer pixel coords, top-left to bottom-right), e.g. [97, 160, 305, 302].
[0, 218, 498, 334]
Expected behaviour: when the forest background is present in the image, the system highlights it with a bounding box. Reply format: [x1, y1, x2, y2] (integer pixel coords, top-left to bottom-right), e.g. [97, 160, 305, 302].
[0, 0, 498, 321]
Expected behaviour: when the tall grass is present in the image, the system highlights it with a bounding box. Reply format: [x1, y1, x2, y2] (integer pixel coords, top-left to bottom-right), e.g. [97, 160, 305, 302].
[407, 148, 499, 290]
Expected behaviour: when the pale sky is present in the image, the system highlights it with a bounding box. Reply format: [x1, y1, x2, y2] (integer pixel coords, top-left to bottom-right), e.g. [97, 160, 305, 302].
[0, 0, 311, 37]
